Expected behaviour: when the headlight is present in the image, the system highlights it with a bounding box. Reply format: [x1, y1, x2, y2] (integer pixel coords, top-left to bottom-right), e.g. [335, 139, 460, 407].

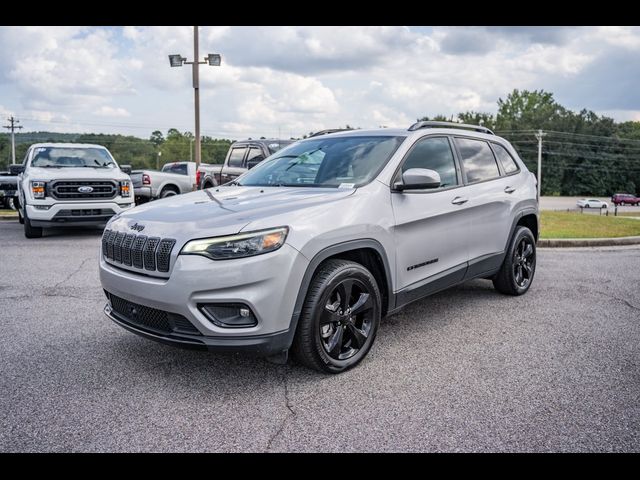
[119, 180, 131, 197]
[181, 227, 289, 260]
[31, 181, 46, 199]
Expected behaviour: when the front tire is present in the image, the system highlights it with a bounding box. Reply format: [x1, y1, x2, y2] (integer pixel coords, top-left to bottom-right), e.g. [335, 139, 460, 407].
[292, 259, 381, 374]
[493, 226, 536, 296]
[23, 209, 43, 238]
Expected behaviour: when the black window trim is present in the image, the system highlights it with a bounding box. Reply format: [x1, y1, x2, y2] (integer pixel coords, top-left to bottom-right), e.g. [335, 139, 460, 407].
[489, 141, 521, 177]
[390, 134, 463, 194]
[245, 145, 265, 167]
[452, 135, 503, 186]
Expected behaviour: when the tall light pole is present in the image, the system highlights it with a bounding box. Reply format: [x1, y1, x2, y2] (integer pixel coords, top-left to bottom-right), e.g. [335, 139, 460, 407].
[3, 116, 23, 164]
[168, 26, 221, 191]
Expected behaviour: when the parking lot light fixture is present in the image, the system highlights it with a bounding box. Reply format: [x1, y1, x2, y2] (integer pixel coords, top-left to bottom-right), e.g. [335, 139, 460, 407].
[168, 54, 185, 67]
[207, 54, 221, 66]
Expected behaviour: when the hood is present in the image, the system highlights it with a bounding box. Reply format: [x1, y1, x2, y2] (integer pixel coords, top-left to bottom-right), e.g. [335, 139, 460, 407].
[107, 186, 356, 241]
[28, 167, 129, 182]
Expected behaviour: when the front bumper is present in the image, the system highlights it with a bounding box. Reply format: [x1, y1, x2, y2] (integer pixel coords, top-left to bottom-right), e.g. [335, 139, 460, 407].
[100, 244, 309, 354]
[26, 201, 135, 227]
[105, 303, 293, 355]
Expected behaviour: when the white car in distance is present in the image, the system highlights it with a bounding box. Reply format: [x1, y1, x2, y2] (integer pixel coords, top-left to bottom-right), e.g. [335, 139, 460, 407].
[577, 198, 609, 209]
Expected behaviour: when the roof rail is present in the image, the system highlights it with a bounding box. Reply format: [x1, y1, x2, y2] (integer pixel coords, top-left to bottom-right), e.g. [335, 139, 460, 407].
[309, 128, 353, 138]
[408, 121, 494, 135]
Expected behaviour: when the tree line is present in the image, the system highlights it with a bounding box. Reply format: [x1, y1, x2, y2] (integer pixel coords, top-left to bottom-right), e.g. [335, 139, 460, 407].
[2, 89, 640, 196]
[0, 129, 233, 171]
[420, 89, 640, 196]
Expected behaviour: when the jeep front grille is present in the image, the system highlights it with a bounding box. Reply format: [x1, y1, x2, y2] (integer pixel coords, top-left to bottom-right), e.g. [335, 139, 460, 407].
[51, 180, 117, 200]
[103, 229, 176, 273]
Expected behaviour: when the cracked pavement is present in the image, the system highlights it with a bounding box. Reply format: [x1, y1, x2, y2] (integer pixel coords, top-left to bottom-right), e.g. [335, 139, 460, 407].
[1, 222, 639, 452]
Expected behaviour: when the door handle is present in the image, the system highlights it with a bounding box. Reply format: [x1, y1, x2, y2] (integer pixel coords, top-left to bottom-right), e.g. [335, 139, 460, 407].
[504, 186, 516, 194]
[451, 196, 468, 205]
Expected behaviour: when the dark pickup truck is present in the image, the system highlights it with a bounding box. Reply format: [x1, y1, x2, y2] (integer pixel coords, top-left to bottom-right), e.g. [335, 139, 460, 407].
[0, 167, 19, 209]
[198, 139, 293, 188]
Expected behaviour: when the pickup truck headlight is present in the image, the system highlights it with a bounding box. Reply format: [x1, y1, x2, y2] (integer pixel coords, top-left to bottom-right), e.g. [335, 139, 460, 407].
[31, 181, 46, 199]
[181, 227, 288, 260]
[119, 180, 131, 197]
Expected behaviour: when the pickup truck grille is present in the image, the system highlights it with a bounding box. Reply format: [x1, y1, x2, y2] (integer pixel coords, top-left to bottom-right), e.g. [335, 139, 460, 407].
[102, 229, 176, 273]
[51, 180, 117, 200]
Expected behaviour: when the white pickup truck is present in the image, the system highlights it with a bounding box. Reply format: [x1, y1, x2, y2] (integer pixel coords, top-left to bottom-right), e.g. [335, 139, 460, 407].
[14, 143, 135, 238]
[131, 161, 218, 203]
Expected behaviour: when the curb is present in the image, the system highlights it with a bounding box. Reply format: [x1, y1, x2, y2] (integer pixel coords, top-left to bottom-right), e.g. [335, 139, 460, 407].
[0, 215, 17, 221]
[538, 236, 640, 248]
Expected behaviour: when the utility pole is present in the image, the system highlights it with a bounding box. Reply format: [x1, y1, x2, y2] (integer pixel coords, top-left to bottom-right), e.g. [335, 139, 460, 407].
[3, 116, 23, 164]
[535, 129, 546, 200]
[156, 151, 162, 170]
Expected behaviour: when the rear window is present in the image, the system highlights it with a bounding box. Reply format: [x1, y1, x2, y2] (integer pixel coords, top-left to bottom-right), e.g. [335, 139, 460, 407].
[492, 143, 519, 174]
[162, 163, 188, 175]
[454, 138, 500, 183]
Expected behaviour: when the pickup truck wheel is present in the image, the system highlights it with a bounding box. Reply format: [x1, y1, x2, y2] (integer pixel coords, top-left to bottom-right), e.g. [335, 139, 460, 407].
[493, 226, 536, 296]
[292, 259, 381, 374]
[23, 209, 43, 239]
[160, 187, 178, 198]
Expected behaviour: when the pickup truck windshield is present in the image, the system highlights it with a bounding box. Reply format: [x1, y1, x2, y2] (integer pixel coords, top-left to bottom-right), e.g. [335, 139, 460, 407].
[238, 135, 406, 188]
[30, 147, 116, 168]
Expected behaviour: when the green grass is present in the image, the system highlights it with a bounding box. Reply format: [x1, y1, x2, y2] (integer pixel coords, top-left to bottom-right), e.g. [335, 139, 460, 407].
[541, 211, 640, 239]
[0, 209, 17, 215]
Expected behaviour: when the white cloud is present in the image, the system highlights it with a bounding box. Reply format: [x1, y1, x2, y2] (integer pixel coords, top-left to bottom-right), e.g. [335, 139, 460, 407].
[94, 106, 131, 117]
[1, 26, 640, 140]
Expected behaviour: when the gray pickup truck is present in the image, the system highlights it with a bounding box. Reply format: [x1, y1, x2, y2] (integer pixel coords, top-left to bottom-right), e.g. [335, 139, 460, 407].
[198, 139, 293, 188]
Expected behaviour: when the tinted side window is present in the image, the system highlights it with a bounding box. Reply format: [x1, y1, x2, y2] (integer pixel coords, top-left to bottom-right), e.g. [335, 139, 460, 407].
[227, 147, 246, 168]
[492, 143, 519, 174]
[455, 138, 500, 183]
[401, 137, 458, 188]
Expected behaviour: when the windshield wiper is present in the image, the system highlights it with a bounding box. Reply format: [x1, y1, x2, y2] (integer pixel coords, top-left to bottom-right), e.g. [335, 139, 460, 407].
[227, 180, 242, 186]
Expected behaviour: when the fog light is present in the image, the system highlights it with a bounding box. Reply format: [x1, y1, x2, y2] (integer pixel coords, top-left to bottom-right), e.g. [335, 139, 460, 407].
[34, 205, 51, 210]
[199, 303, 257, 328]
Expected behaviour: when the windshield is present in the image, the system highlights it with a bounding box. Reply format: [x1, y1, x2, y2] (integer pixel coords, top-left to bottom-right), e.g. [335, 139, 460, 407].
[30, 147, 117, 168]
[238, 135, 405, 188]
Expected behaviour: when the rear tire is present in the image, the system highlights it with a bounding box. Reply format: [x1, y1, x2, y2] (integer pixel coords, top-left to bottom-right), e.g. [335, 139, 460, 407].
[160, 187, 178, 198]
[493, 226, 536, 296]
[23, 209, 43, 238]
[291, 259, 381, 374]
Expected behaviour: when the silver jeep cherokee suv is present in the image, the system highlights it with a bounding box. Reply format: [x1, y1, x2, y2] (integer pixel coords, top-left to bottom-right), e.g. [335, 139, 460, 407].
[99, 121, 538, 373]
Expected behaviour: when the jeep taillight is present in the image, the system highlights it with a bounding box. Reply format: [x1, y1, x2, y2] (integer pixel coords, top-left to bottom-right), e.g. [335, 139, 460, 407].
[142, 174, 151, 185]
[31, 181, 46, 199]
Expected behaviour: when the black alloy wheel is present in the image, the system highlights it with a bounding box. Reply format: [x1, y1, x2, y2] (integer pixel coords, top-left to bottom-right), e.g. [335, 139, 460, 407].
[319, 278, 374, 361]
[513, 237, 535, 289]
[292, 259, 381, 373]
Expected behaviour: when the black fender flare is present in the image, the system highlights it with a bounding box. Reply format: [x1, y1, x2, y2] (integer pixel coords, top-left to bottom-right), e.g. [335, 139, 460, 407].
[283, 239, 394, 350]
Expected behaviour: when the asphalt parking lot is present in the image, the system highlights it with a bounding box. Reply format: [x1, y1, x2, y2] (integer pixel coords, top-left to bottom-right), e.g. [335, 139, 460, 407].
[1, 221, 639, 452]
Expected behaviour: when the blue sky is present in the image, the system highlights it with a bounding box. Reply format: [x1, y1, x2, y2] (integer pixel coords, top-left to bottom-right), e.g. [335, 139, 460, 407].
[1, 26, 639, 140]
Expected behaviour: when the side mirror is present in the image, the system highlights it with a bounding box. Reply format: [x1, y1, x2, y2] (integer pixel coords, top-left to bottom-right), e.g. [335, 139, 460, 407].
[120, 165, 132, 174]
[247, 157, 264, 170]
[9, 164, 24, 175]
[394, 168, 441, 191]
